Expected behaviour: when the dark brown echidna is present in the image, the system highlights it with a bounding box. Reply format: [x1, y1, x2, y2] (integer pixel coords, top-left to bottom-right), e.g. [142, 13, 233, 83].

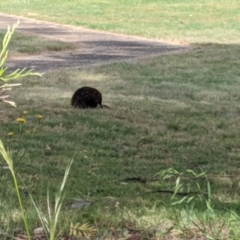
[71, 86, 103, 108]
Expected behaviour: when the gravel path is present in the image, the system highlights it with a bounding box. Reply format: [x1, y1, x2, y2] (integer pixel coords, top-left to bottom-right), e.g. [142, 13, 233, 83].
[0, 12, 188, 72]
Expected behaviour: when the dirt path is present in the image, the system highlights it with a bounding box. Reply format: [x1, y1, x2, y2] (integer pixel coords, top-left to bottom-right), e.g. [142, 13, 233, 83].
[0, 12, 189, 72]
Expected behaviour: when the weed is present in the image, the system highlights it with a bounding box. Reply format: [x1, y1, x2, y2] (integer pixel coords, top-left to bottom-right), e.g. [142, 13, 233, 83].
[0, 21, 42, 107]
[30, 158, 74, 240]
[157, 168, 212, 209]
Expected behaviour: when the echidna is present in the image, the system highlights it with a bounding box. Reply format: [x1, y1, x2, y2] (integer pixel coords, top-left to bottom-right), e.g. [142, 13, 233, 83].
[71, 86, 103, 108]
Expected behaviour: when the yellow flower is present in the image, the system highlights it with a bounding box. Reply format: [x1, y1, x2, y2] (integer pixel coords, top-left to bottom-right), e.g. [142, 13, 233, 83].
[36, 114, 43, 120]
[17, 118, 26, 124]
[7, 132, 14, 137]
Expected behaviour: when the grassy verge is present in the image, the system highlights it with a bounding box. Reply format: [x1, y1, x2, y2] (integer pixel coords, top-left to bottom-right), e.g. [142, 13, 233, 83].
[0, 0, 240, 43]
[0, 31, 77, 56]
[1, 42, 240, 238]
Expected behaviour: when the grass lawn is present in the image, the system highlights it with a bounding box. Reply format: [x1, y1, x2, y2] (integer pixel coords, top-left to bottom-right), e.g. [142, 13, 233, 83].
[0, 31, 77, 56]
[1, 0, 240, 239]
[1, 44, 240, 239]
[0, 0, 240, 43]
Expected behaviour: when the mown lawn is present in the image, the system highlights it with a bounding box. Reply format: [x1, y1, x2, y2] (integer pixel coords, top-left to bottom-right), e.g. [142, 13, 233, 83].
[0, 0, 240, 43]
[1, 0, 240, 239]
[0, 31, 76, 56]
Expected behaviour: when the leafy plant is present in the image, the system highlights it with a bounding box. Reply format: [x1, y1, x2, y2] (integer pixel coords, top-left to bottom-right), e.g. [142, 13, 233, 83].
[156, 168, 228, 239]
[157, 168, 212, 209]
[0, 20, 42, 107]
[30, 158, 74, 240]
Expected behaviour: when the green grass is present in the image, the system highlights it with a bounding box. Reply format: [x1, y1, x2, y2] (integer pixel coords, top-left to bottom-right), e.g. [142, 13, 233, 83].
[1, 0, 240, 239]
[0, 31, 77, 56]
[0, 0, 240, 43]
[1, 43, 240, 238]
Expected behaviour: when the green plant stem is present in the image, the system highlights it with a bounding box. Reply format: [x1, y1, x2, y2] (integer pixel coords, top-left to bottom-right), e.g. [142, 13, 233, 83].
[32, 121, 39, 134]
[19, 124, 22, 135]
[0, 139, 31, 240]
[12, 172, 31, 240]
